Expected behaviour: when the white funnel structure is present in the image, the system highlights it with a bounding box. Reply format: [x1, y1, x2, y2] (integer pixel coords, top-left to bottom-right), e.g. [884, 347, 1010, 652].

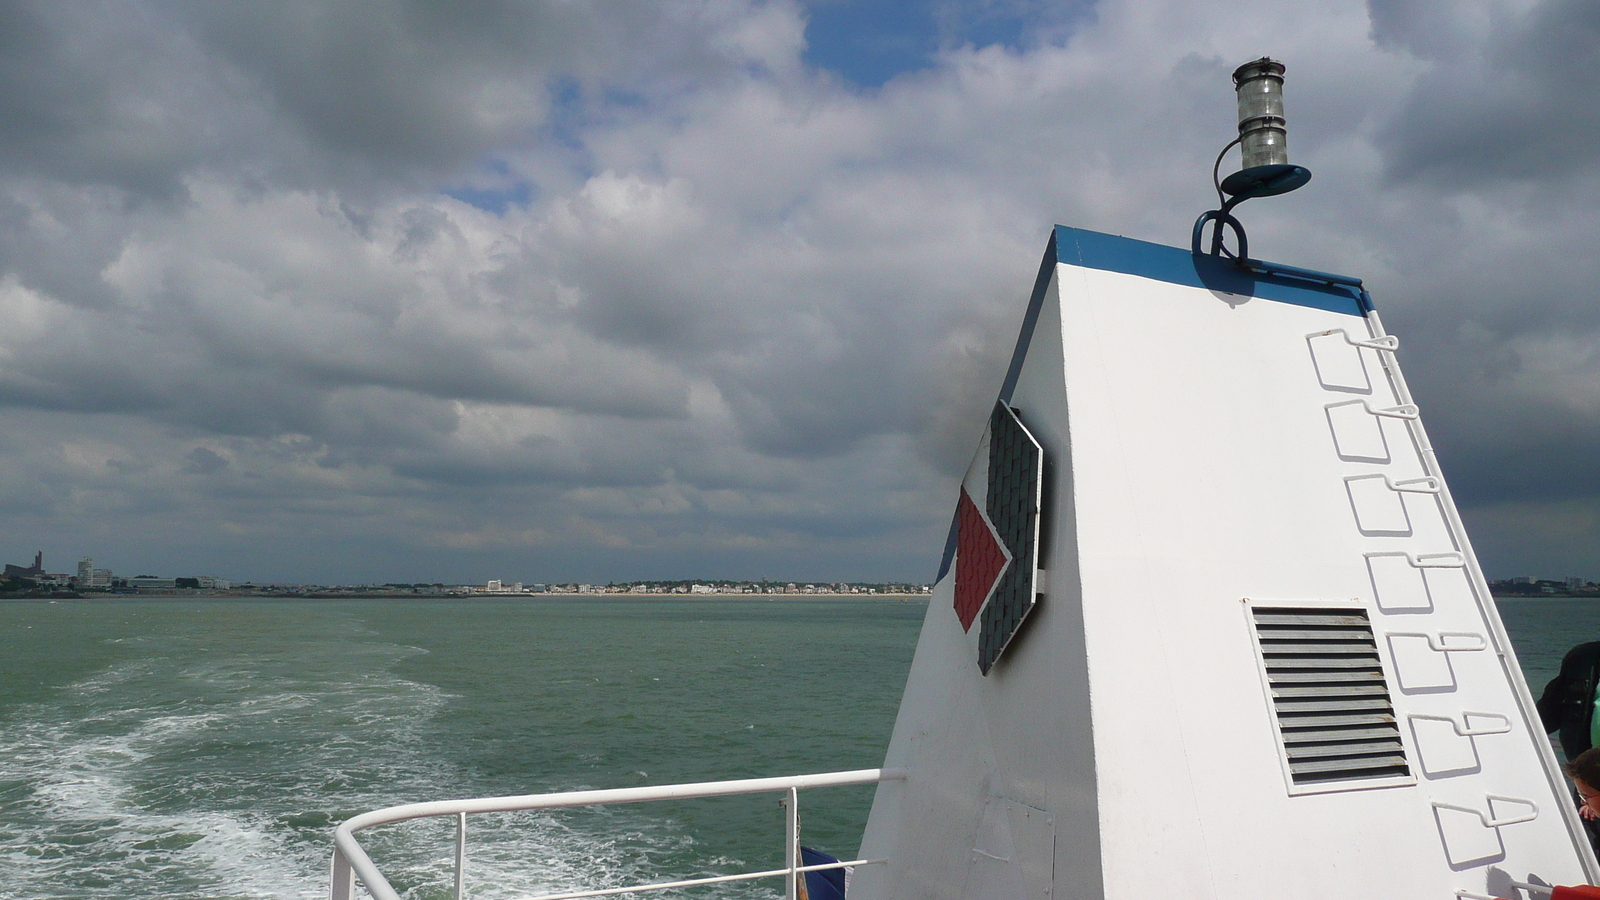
[852, 227, 1597, 900]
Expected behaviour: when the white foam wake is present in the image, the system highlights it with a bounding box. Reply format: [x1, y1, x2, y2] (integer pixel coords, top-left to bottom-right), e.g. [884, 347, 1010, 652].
[0, 627, 767, 900]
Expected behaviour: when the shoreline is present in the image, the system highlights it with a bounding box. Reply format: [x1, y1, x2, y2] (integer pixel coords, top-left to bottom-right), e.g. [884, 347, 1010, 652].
[2, 591, 931, 602]
[8, 591, 1591, 602]
[9, 591, 1592, 602]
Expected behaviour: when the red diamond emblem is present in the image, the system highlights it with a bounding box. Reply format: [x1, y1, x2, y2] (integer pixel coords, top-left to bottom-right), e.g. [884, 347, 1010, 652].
[954, 486, 1011, 632]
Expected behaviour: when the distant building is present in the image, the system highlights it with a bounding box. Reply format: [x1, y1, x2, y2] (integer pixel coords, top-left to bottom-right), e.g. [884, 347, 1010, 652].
[474, 580, 525, 594]
[75, 558, 113, 588]
[129, 576, 178, 592]
[3, 551, 44, 579]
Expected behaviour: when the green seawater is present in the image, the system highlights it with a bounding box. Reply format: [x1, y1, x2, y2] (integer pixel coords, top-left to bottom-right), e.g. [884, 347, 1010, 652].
[2, 595, 1595, 899]
[0, 597, 925, 899]
[1497, 598, 1600, 753]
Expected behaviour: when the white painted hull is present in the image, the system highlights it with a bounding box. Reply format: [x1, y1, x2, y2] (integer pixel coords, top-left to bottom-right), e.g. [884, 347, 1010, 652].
[852, 227, 1596, 900]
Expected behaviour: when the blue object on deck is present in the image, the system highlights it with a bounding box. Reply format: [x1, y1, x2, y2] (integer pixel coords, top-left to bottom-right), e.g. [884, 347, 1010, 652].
[801, 846, 847, 900]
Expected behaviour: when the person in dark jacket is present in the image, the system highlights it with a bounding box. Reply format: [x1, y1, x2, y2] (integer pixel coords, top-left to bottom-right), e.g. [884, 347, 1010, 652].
[1540, 641, 1600, 851]
[1539, 641, 1600, 760]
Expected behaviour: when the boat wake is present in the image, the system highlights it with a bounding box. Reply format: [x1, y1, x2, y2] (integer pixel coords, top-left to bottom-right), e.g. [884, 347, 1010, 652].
[0, 625, 762, 900]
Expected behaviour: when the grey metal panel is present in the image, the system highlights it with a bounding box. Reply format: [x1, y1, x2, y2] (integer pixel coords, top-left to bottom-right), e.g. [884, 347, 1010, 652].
[978, 401, 1044, 675]
[1253, 606, 1411, 785]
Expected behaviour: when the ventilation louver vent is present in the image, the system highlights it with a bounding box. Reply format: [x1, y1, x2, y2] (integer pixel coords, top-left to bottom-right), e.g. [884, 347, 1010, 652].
[1252, 606, 1410, 785]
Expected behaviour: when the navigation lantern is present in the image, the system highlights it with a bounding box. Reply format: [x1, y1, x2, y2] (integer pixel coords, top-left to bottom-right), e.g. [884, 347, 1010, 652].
[1234, 57, 1289, 169]
[1194, 56, 1312, 259]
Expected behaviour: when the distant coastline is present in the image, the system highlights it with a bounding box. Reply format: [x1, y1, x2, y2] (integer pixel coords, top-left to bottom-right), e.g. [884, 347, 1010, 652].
[1491, 578, 1599, 600]
[1, 587, 931, 601]
[1492, 592, 1600, 601]
[0, 565, 933, 600]
[7, 585, 1594, 602]
[5, 585, 1591, 602]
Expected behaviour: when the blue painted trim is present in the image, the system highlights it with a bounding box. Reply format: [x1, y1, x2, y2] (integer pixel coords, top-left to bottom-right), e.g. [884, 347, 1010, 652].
[1054, 225, 1366, 316]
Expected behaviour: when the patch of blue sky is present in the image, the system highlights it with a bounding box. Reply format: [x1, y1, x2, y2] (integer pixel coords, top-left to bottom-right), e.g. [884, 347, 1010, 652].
[544, 77, 594, 151]
[540, 75, 601, 177]
[444, 181, 534, 215]
[802, 0, 940, 87]
[801, 0, 1099, 88]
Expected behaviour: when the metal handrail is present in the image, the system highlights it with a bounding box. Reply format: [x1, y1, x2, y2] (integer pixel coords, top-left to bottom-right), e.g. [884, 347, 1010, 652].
[331, 767, 905, 900]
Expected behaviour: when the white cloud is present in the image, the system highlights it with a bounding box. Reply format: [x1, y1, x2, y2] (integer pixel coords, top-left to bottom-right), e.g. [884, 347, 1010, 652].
[0, 0, 1596, 581]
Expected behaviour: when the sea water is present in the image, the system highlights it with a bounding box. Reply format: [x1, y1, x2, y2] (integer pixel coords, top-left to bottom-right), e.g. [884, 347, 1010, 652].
[1, 596, 1595, 899]
[0, 597, 923, 900]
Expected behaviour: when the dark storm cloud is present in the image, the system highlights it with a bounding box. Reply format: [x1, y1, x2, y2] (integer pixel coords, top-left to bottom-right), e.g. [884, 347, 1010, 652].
[183, 446, 228, 474]
[0, 189, 133, 312]
[1397, 322, 1600, 510]
[1372, 0, 1600, 186]
[0, 1, 793, 204]
[0, 3, 215, 199]
[165, 1, 575, 192]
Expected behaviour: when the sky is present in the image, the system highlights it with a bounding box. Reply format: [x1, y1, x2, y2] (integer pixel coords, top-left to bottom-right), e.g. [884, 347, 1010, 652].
[0, 0, 1597, 585]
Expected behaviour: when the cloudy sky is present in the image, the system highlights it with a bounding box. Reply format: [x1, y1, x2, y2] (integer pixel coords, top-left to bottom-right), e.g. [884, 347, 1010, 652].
[0, 0, 1595, 585]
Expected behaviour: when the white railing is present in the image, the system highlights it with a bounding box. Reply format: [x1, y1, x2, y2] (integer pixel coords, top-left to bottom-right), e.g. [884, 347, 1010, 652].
[331, 767, 905, 900]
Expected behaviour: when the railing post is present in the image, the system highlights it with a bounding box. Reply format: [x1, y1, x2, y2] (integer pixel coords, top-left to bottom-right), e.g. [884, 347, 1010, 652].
[330, 848, 355, 900]
[454, 811, 467, 900]
[784, 786, 799, 900]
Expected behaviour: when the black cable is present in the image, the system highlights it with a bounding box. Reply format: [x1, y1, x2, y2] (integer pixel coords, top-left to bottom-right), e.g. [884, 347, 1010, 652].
[1201, 137, 1245, 257]
[1212, 137, 1242, 208]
